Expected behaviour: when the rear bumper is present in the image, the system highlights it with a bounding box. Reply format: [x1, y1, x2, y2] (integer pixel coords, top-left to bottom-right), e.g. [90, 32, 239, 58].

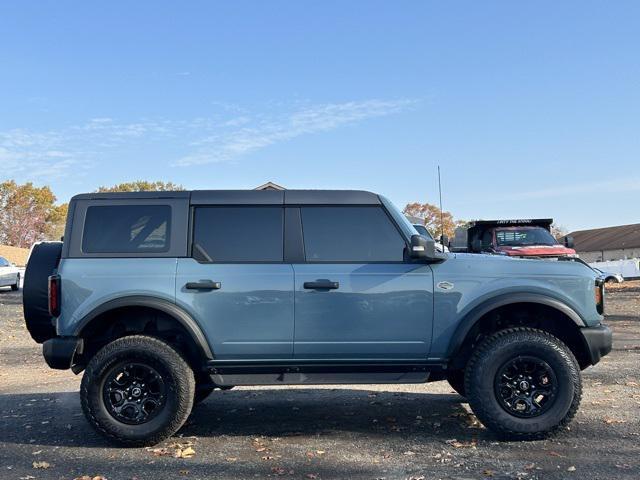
[580, 325, 612, 366]
[42, 337, 83, 370]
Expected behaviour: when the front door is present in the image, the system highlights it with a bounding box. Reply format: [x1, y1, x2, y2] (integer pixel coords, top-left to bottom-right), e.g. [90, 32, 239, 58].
[293, 206, 433, 359]
[175, 206, 294, 360]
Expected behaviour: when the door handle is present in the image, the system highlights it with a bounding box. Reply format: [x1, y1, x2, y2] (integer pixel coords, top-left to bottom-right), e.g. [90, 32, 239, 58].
[303, 280, 339, 290]
[185, 281, 222, 290]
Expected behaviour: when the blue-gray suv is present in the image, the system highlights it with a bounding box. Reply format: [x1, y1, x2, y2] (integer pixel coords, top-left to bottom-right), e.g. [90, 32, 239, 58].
[22, 189, 612, 446]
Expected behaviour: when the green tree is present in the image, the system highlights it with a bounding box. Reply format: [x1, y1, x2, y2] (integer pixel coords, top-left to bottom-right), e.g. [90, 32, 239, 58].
[0, 180, 68, 247]
[97, 180, 184, 192]
[403, 201, 464, 239]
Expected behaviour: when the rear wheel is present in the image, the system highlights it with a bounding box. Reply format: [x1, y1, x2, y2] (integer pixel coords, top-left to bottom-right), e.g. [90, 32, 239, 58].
[81, 335, 195, 446]
[465, 328, 581, 440]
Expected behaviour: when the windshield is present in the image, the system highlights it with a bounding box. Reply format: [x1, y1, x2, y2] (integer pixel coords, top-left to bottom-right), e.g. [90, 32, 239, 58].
[495, 227, 559, 247]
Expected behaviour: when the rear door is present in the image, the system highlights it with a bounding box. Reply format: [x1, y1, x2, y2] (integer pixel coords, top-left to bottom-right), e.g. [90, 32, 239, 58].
[175, 205, 294, 360]
[293, 206, 433, 359]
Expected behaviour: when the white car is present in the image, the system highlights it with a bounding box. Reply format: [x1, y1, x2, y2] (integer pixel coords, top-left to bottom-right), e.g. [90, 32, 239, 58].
[594, 268, 624, 284]
[0, 256, 20, 290]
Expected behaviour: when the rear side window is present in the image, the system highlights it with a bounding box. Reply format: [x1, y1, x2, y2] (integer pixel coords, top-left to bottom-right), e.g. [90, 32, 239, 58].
[82, 205, 171, 253]
[193, 207, 283, 262]
[301, 206, 405, 262]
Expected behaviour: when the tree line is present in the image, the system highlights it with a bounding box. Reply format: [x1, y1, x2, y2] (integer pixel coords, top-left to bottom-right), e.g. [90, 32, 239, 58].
[0, 180, 182, 248]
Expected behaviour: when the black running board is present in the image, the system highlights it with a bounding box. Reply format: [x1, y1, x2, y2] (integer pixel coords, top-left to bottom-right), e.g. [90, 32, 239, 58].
[205, 359, 447, 375]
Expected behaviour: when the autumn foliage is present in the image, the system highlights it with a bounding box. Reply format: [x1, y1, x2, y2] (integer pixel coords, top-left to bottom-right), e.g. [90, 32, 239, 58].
[0, 181, 68, 248]
[403, 201, 465, 239]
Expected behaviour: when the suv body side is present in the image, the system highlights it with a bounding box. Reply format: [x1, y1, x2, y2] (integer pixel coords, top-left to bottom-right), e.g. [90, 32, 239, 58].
[56, 190, 435, 368]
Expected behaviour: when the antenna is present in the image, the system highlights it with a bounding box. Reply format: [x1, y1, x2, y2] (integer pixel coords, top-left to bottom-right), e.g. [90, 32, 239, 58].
[438, 165, 444, 241]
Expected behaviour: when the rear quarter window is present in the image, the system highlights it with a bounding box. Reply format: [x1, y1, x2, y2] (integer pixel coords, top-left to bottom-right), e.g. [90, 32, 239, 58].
[81, 205, 171, 254]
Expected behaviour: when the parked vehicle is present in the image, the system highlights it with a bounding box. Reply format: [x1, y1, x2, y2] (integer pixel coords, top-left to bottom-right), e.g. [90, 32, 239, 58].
[0, 256, 20, 290]
[412, 224, 449, 252]
[451, 219, 576, 258]
[23, 190, 611, 446]
[593, 268, 624, 284]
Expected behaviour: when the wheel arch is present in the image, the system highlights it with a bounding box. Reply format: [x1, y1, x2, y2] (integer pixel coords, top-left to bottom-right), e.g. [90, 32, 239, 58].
[74, 295, 213, 364]
[447, 293, 592, 370]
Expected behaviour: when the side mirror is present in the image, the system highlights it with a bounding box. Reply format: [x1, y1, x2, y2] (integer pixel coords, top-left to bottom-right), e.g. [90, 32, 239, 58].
[410, 234, 436, 259]
[564, 236, 574, 249]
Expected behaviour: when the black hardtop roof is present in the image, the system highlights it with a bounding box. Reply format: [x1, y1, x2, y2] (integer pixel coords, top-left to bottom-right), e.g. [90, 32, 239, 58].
[71, 189, 381, 205]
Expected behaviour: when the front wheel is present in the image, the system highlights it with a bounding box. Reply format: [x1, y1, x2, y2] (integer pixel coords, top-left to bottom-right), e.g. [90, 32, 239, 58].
[465, 328, 581, 440]
[81, 335, 195, 446]
[11, 274, 19, 291]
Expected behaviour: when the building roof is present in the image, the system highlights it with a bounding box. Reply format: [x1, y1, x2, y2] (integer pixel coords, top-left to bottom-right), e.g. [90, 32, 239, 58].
[254, 181, 286, 191]
[567, 223, 640, 252]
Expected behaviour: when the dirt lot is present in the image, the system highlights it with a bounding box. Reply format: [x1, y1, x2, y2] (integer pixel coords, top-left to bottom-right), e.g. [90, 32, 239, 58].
[1, 283, 639, 480]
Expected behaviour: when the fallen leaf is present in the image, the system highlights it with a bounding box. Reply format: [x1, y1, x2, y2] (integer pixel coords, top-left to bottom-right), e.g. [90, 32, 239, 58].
[175, 446, 196, 459]
[148, 447, 171, 456]
[567, 466, 576, 472]
[32, 461, 50, 469]
[603, 417, 626, 424]
[483, 470, 495, 477]
[305, 474, 318, 479]
[445, 438, 477, 448]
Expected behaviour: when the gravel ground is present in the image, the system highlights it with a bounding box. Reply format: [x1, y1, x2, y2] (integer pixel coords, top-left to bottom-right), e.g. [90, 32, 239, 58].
[1, 283, 639, 480]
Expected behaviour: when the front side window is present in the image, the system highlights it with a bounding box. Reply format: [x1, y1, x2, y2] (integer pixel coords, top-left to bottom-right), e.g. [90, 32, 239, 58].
[301, 206, 405, 262]
[193, 206, 283, 262]
[0, 257, 8, 267]
[82, 205, 171, 253]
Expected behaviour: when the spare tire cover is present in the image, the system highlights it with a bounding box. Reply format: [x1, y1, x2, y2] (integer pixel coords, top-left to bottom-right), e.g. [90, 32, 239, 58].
[23, 242, 63, 343]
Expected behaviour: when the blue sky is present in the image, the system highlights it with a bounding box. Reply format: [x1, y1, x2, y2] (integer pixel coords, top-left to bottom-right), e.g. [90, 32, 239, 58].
[1, 1, 638, 232]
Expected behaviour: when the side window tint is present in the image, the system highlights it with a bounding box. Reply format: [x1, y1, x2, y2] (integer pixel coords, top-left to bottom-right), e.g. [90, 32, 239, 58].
[193, 207, 283, 262]
[82, 205, 171, 253]
[0, 257, 8, 266]
[301, 207, 405, 262]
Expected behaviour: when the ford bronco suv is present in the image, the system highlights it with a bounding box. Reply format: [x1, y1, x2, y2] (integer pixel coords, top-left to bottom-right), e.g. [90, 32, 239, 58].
[23, 190, 611, 446]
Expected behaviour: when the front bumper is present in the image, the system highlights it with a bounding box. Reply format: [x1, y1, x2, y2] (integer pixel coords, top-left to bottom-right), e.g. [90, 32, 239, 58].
[580, 325, 612, 366]
[42, 337, 83, 370]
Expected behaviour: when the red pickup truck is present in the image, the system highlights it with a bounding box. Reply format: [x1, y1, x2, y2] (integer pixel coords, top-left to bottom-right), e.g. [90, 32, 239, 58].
[451, 219, 576, 258]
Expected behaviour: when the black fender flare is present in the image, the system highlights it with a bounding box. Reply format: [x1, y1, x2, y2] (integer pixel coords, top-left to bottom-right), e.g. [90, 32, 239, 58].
[446, 292, 586, 358]
[73, 295, 214, 360]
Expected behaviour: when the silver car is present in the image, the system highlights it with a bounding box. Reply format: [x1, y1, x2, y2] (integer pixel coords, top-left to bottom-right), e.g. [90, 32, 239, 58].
[0, 256, 20, 290]
[594, 268, 624, 284]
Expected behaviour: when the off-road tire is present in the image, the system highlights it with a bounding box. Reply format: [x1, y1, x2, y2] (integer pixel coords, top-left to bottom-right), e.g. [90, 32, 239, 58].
[465, 327, 581, 440]
[446, 369, 466, 397]
[11, 274, 19, 291]
[80, 335, 195, 447]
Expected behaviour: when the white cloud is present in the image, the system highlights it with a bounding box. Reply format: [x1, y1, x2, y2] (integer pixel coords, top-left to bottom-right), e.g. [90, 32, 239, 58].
[174, 99, 417, 166]
[0, 98, 418, 180]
